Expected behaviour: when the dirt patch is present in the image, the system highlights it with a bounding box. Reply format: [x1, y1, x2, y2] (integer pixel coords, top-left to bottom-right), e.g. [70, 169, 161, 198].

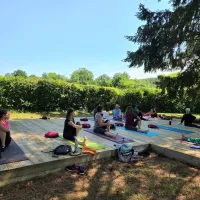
[1, 153, 200, 200]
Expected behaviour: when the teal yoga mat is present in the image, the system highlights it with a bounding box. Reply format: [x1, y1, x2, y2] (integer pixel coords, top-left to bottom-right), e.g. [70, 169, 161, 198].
[156, 125, 194, 134]
[117, 126, 159, 137]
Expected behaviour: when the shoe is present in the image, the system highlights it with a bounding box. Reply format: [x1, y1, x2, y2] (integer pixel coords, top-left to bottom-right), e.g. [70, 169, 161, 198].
[78, 164, 86, 175]
[65, 164, 78, 171]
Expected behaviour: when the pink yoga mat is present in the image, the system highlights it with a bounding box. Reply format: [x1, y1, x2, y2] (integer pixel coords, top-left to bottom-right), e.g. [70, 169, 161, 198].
[84, 129, 134, 144]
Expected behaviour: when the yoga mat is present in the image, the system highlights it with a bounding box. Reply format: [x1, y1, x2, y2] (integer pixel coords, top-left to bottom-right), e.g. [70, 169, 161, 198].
[84, 129, 134, 144]
[190, 145, 200, 149]
[174, 123, 200, 129]
[0, 140, 28, 165]
[58, 133, 105, 150]
[111, 120, 125, 123]
[156, 125, 194, 134]
[87, 117, 94, 121]
[117, 126, 159, 137]
[103, 116, 113, 120]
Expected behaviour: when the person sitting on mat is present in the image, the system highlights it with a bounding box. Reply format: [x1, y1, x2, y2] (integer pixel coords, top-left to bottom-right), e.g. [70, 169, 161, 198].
[94, 105, 118, 138]
[125, 106, 149, 133]
[180, 108, 200, 128]
[133, 105, 147, 120]
[63, 108, 87, 146]
[0, 109, 11, 151]
[102, 109, 110, 118]
[181, 133, 200, 145]
[113, 104, 122, 120]
[150, 106, 158, 118]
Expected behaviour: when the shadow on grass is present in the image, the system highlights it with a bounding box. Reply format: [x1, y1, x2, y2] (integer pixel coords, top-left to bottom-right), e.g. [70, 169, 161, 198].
[1, 155, 200, 200]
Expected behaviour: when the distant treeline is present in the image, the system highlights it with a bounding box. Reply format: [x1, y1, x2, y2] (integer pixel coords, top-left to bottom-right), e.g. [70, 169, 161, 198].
[2, 69, 158, 89]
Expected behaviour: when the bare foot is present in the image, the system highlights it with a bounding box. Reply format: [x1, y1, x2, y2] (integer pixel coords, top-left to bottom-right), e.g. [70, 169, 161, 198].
[182, 133, 186, 140]
[83, 136, 87, 146]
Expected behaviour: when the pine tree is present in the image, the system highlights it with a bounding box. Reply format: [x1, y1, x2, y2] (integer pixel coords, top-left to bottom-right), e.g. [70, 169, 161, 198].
[124, 0, 200, 90]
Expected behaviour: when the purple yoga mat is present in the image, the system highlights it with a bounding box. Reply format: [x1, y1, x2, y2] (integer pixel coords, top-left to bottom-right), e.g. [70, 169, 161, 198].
[84, 129, 134, 144]
[0, 140, 28, 165]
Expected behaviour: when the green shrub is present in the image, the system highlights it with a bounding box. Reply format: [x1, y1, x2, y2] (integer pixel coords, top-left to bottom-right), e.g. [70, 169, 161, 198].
[0, 77, 193, 113]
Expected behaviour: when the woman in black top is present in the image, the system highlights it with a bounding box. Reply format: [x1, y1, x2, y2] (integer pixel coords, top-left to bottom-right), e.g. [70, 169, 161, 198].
[63, 108, 87, 145]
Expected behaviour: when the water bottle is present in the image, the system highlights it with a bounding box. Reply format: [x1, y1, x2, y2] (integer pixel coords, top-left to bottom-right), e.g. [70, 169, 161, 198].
[169, 119, 172, 125]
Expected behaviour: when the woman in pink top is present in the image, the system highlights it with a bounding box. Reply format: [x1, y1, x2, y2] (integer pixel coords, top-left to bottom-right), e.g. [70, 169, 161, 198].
[125, 106, 148, 133]
[0, 109, 11, 151]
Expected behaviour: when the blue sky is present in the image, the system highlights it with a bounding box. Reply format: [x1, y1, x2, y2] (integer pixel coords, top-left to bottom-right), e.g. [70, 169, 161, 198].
[0, 0, 171, 79]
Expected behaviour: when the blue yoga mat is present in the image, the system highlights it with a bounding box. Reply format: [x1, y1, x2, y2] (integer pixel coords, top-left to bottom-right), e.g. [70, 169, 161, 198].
[190, 145, 200, 149]
[117, 126, 159, 137]
[87, 117, 94, 121]
[156, 125, 194, 134]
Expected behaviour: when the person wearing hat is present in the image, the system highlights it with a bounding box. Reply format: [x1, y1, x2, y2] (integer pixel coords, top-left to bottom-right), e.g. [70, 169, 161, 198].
[112, 104, 122, 120]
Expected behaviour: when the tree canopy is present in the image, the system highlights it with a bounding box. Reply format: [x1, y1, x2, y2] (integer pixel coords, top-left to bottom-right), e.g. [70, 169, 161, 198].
[70, 68, 94, 85]
[112, 72, 130, 88]
[124, 0, 200, 91]
[5, 70, 28, 78]
[42, 72, 68, 81]
[95, 74, 112, 87]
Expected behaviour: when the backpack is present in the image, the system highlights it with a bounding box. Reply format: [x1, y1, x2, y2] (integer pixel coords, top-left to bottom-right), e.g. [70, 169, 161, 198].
[53, 145, 72, 155]
[148, 124, 159, 129]
[45, 131, 59, 138]
[82, 123, 91, 128]
[118, 144, 139, 163]
[80, 118, 88, 121]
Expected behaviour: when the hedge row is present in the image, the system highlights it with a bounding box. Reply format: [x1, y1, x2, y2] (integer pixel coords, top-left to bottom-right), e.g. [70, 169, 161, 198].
[0, 77, 187, 113]
[0, 77, 120, 112]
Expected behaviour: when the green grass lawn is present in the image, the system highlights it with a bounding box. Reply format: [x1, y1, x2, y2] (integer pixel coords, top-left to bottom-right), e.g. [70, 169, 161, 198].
[159, 113, 200, 119]
[1, 153, 200, 200]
